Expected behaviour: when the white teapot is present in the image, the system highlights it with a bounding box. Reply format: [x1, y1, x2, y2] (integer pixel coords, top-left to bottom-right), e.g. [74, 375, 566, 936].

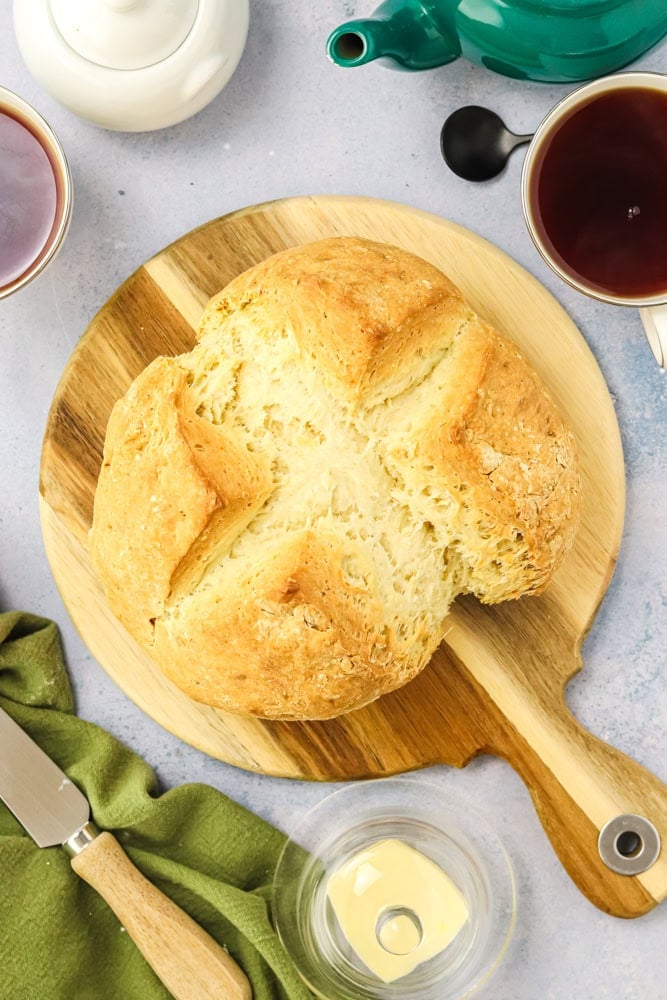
[13, 0, 249, 131]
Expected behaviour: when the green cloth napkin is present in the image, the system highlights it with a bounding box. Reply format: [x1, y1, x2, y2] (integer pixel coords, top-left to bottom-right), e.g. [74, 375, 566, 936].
[0, 611, 313, 1000]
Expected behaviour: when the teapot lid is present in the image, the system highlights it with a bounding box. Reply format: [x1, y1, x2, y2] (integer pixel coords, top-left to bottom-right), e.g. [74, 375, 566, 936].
[49, 0, 199, 71]
[14, 0, 250, 131]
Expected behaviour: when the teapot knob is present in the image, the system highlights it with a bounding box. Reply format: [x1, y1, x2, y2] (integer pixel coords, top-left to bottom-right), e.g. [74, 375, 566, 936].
[13, 0, 250, 131]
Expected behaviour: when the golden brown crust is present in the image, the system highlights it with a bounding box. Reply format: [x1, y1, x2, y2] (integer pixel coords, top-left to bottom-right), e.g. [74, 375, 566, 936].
[152, 531, 413, 720]
[198, 237, 474, 404]
[89, 356, 274, 643]
[89, 237, 581, 720]
[412, 317, 580, 602]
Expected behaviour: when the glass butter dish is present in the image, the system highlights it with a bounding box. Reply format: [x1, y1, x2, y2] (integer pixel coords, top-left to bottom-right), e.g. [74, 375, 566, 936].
[272, 778, 516, 999]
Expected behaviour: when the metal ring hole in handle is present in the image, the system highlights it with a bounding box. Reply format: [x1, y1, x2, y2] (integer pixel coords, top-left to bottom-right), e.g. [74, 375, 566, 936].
[375, 906, 423, 956]
[598, 814, 661, 875]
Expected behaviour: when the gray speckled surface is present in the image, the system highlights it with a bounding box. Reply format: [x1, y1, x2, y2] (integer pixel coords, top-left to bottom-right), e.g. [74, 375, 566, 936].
[0, 2, 665, 998]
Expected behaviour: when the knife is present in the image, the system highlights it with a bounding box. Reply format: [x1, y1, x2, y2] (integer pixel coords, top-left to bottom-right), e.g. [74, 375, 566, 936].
[0, 704, 252, 1000]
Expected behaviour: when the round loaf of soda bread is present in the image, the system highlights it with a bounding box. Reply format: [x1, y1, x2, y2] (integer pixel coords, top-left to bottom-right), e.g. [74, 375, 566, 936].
[89, 237, 580, 720]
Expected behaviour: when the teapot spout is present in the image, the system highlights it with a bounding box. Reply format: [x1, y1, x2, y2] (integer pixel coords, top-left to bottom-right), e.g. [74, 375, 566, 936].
[327, 5, 461, 71]
[327, 20, 380, 68]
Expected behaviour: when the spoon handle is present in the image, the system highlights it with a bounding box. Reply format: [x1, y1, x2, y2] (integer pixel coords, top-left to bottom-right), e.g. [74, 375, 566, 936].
[503, 132, 533, 152]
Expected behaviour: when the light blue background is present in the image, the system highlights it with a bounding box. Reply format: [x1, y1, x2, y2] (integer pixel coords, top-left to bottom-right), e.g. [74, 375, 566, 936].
[0, 3, 665, 997]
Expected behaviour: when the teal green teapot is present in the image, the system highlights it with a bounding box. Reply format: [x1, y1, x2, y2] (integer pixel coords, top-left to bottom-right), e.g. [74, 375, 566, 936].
[326, 0, 667, 82]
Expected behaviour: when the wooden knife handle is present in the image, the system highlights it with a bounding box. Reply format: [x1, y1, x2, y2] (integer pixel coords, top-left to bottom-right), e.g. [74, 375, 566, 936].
[493, 694, 667, 918]
[71, 831, 252, 1000]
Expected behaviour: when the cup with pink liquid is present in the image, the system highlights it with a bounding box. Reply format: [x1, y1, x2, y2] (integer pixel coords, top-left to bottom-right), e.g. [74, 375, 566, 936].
[0, 87, 72, 299]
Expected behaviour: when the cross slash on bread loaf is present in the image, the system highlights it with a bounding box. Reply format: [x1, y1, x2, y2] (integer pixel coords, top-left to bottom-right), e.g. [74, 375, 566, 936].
[89, 237, 580, 720]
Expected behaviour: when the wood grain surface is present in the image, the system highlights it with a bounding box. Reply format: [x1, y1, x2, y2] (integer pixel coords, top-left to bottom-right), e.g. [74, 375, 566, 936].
[39, 195, 666, 918]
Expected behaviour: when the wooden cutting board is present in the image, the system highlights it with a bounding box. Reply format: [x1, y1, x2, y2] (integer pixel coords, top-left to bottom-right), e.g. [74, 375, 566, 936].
[39, 195, 666, 919]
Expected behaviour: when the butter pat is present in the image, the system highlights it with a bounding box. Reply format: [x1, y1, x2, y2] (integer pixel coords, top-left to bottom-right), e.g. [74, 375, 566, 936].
[325, 838, 469, 983]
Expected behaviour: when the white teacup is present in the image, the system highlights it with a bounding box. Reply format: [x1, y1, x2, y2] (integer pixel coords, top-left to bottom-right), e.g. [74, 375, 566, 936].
[521, 72, 667, 367]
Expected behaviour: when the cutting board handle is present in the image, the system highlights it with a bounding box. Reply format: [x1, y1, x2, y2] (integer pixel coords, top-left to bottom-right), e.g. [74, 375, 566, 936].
[493, 691, 667, 918]
[71, 831, 252, 1000]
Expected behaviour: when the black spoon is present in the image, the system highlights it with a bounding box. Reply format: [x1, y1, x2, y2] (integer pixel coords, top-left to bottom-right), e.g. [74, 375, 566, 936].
[440, 105, 533, 182]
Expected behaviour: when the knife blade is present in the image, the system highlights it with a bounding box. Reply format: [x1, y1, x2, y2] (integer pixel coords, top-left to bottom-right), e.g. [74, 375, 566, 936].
[0, 704, 252, 1000]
